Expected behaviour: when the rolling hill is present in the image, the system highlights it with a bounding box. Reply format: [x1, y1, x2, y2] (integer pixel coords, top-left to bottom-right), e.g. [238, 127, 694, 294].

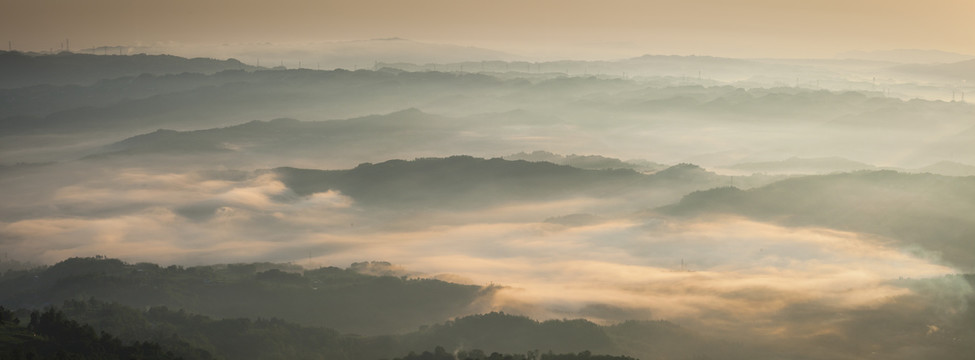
[662, 170, 975, 269]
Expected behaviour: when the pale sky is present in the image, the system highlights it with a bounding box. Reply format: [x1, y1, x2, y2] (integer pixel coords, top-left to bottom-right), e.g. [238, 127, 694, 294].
[3, 0, 974, 59]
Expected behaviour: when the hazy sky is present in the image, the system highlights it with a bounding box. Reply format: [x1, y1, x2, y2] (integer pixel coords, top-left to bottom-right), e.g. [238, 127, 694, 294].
[4, 0, 974, 59]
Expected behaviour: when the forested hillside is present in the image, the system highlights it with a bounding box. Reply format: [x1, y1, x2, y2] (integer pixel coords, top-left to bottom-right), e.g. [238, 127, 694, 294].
[0, 257, 490, 335]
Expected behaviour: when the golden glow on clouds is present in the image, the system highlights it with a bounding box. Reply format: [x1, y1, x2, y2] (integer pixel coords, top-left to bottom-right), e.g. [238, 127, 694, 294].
[0, 168, 965, 339]
[3, 0, 973, 58]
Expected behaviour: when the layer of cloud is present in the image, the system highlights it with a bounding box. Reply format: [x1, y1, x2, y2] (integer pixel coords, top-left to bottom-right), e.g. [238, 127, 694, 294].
[1, 164, 967, 342]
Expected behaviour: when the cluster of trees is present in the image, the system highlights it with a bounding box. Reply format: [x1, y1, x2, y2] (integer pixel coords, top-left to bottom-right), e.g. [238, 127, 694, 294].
[0, 305, 20, 325]
[0, 307, 181, 360]
[1, 299, 647, 360]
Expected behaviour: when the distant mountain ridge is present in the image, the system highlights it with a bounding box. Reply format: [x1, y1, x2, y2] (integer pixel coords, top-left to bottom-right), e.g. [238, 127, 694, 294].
[0, 51, 256, 88]
[200, 38, 522, 71]
[274, 156, 647, 208]
[86, 108, 459, 162]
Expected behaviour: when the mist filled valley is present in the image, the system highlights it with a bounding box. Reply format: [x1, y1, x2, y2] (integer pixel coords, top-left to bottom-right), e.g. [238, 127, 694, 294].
[2, 45, 975, 360]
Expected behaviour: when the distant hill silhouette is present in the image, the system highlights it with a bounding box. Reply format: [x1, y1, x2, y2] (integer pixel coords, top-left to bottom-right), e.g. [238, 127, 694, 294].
[92, 108, 455, 157]
[273, 157, 741, 209]
[0, 51, 256, 88]
[0, 69, 522, 136]
[275, 156, 643, 209]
